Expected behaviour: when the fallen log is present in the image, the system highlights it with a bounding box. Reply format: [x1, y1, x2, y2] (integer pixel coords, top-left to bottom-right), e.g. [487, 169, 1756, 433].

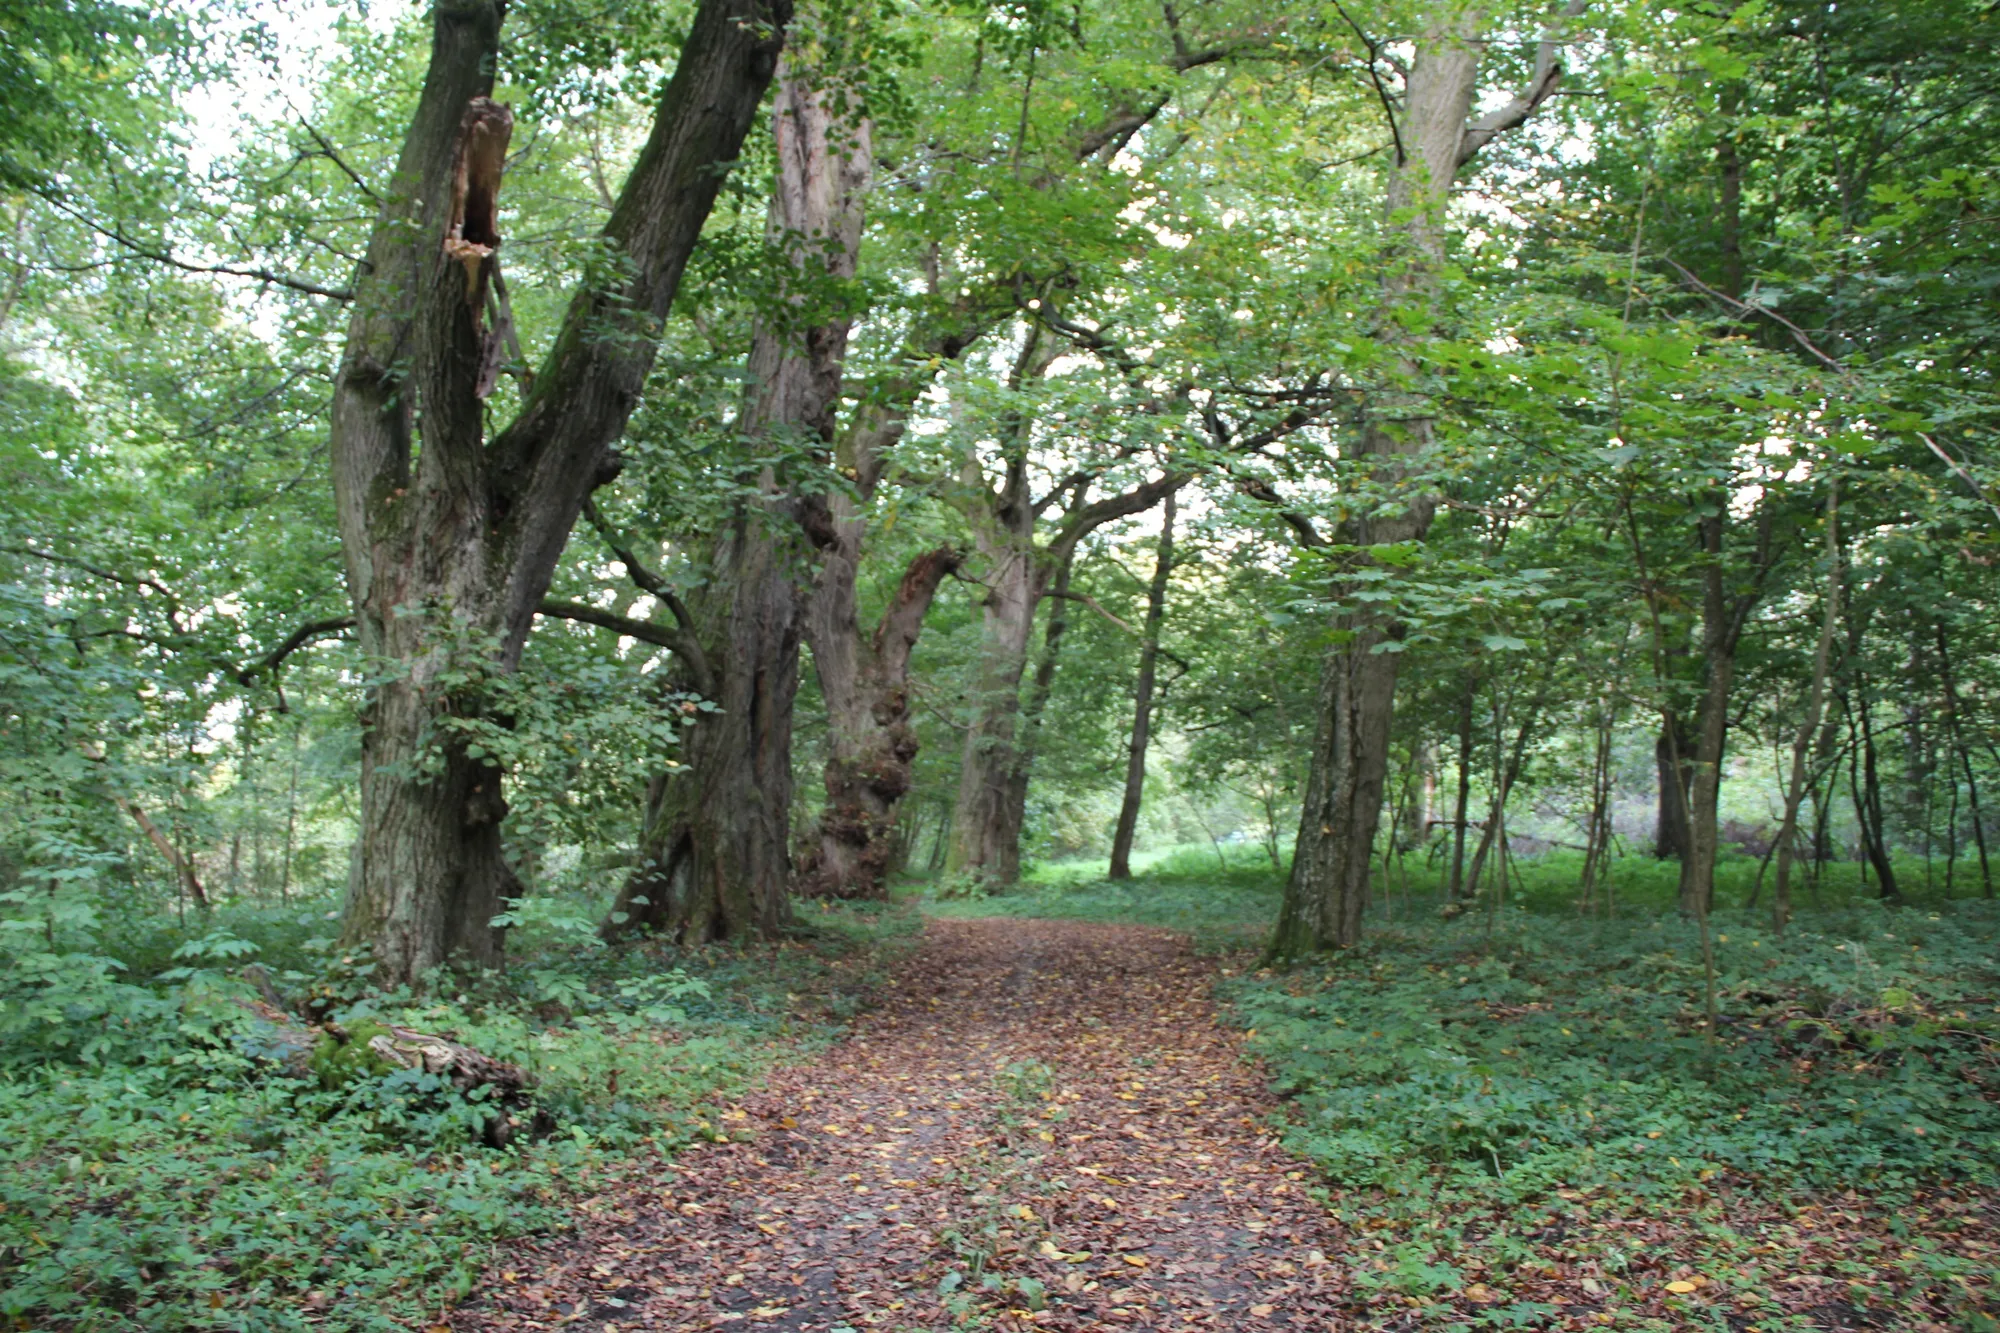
[218, 966, 544, 1147]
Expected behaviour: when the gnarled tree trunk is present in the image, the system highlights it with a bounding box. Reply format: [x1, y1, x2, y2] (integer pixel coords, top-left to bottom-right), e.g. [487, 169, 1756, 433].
[798, 543, 962, 898]
[332, 0, 789, 986]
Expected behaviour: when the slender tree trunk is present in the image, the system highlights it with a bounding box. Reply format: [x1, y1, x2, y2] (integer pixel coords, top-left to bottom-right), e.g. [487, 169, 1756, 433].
[115, 793, 209, 912]
[1109, 489, 1177, 879]
[1449, 678, 1476, 898]
[1857, 684, 1899, 899]
[1677, 505, 1772, 917]
[1773, 481, 1840, 932]
[1581, 704, 1616, 914]
[1462, 681, 1548, 903]
[332, 0, 789, 985]
[1653, 714, 1696, 859]
[1935, 622, 1992, 897]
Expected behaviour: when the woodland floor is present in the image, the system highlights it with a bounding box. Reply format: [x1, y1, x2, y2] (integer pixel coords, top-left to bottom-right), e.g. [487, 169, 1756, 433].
[454, 917, 1342, 1332]
[449, 914, 2000, 1333]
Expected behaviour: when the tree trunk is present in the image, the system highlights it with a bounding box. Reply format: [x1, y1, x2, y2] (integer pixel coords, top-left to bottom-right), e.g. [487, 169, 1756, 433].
[1580, 699, 1616, 913]
[1272, 13, 1485, 955]
[331, 0, 789, 985]
[1448, 676, 1476, 898]
[947, 524, 1046, 886]
[1773, 481, 1841, 932]
[1462, 680, 1548, 904]
[1653, 715, 1695, 859]
[798, 544, 962, 899]
[1109, 488, 1177, 880]
[1678, 507, 1763, 917]
[1936, 622, 1993, 897]
[1856, 681, 1899, 899]
[606, 58, 865, 940]
[999, 546, 1080, 869]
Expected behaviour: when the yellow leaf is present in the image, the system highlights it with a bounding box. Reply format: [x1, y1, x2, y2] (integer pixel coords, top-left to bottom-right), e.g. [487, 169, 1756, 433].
[1250, 1304, 1275, 1316]
[1122, 1255, 1148, 1267]
[1666, 1280, 1698, 1294]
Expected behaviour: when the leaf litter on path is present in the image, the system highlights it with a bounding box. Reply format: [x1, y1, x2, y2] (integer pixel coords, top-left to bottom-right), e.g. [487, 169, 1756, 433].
[454, 918, 1343, 1330]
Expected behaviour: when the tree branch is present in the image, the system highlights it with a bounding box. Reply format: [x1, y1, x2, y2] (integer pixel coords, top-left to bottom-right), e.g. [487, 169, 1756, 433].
[577, 499, 715, 693]
[236, 617, 357, 685]
[1047, 587, 1139, 634]
[33, 188, 354, 301]
[1457, 0, 1589, 166]
[537, 598, 698, 656]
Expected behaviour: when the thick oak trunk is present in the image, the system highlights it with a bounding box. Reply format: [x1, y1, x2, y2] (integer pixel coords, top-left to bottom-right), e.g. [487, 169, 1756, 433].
[610, 519, 802, 940]
[331, 0, 789, 985]
[1108, 489, 1176, 880]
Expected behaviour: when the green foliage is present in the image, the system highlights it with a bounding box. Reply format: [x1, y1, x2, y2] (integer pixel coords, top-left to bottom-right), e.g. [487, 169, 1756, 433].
[0, 891, 919, 1331]
[1230, 897, 2000, 1310]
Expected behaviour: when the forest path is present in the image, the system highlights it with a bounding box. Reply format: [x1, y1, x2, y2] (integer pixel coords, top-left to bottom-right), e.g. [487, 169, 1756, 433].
[457, 917, 1347, 1332]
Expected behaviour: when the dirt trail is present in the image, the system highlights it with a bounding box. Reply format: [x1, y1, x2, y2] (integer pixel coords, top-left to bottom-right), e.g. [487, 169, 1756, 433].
[460, 917, 1346, 1331]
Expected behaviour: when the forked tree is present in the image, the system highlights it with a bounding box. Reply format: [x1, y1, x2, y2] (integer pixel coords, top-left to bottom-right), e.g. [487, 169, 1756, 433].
[330, 0, 791, 985]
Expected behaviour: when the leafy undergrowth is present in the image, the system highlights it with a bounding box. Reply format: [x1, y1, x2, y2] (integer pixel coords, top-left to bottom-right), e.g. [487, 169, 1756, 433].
[0, 895, 918, 1332]
[1230, 900, 2000, 1329]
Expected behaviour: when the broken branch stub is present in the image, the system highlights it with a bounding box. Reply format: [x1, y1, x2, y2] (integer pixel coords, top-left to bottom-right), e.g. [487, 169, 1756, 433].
[443, 97, 513, 305]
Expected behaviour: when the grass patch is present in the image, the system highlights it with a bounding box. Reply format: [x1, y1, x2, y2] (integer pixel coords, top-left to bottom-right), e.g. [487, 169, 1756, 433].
[909, 843, 1280, 946]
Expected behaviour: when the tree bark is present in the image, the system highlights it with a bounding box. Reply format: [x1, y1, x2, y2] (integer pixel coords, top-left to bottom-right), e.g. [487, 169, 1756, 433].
[1653, 715, 1695, 859]
[947, 507, 1048, 886]
[998, 545, 1079, 872]
[1461, 679, 1550, 904]
[604, 55, 863, 941]
[793, 306, 991, 898]
[1676, 505, 1772, 917]
[1108, 488, 1177, 880]
[1447, 676, 1476, 898]
[1773, 481, 1841, 932]
[797, 544, 963, 899]
[332, 0, 789, 985]
[1935, 621, 1994, 897]
[1273, 8, 1499, 956]
[1855, 678, 1899, 899]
